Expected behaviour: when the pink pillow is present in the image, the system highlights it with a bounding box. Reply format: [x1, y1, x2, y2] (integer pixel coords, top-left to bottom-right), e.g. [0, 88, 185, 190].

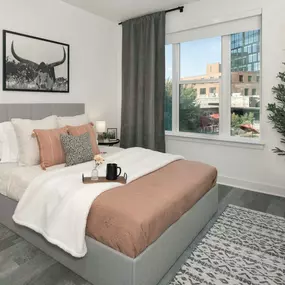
[67, 123, 100, 155]
[34, 127, 68, 170]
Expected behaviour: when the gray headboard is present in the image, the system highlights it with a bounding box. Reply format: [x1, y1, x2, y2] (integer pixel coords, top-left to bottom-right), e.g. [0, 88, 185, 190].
[0, 104, 85, 123]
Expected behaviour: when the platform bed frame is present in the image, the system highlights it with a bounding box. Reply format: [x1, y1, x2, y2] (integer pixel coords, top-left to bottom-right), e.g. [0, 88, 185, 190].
[0, 104, 219, 285]
[0, 186, 218, 285]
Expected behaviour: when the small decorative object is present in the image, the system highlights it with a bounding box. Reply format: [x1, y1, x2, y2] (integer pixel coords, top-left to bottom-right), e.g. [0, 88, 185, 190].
[91, 154, 105, 181]
[103, 132, 109, 142]
[267, 63, 285, 155]
[95, 121, 106, 141]
[3, 30, 69, 92]
[107, 128, 117, 141]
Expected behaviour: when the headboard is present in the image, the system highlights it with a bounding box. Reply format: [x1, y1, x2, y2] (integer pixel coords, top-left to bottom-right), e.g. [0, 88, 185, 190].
[0, 104, 85, 123]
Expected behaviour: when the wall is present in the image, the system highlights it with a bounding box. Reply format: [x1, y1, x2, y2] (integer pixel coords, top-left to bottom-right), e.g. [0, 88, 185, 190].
[165, 0, 285, 196]
[0, 0, 121, 128]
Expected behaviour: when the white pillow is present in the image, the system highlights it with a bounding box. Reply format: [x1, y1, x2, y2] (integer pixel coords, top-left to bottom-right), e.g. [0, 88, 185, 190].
[0, 122, 19, 163]
[57, 114, 90, 128]
[12, 116, 57, 166]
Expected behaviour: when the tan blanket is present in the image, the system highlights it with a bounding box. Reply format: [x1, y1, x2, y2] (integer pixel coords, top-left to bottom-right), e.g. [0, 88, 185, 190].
[86, 160, 217, 258]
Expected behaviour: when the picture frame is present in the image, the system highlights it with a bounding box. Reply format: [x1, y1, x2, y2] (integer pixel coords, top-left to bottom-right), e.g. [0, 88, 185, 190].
[3, 30, 70, 93]
[107, 128, 117, 141]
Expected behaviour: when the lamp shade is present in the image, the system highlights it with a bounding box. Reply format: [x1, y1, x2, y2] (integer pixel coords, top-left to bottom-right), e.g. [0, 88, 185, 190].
[95, 121, 106, 133]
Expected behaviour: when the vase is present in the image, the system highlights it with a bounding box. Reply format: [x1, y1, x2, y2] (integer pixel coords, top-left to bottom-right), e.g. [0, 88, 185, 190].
[91, 163, 99, 181]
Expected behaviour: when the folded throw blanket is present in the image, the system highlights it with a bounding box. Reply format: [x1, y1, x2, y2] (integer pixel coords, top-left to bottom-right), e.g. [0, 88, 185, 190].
[13, 147, 183, 257]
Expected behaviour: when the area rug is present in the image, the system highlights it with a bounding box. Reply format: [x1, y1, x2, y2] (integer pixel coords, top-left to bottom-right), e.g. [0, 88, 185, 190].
[170, 204, 285, 285]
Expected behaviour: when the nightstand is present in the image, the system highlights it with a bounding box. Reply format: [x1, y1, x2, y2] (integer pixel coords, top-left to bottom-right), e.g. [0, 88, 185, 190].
[98, 139, 120, 146]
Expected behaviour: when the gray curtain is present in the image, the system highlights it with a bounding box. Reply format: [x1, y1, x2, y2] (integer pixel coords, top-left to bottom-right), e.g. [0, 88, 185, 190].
[120, 12, 166, 152]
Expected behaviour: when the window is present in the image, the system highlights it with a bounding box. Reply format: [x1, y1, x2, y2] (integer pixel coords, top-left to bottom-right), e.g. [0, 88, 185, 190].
[200, 88, 206, 95]
[209, 87, 217, 95]
[253, 62, 260, 71]
[248, 45, 252, 53]
[165, 16, 261, 141]
[231, 30, 261, 138]
[179, 37, 221, 134]
[249, 54, 253, 63]
[165, 45, 172, 131]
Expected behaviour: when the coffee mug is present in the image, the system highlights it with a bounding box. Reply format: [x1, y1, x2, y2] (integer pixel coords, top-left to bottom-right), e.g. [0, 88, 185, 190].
[106, 163, 122, 180]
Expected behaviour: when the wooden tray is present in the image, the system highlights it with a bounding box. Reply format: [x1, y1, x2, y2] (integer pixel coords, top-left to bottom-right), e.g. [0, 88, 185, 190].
[82, 174, 127, 184]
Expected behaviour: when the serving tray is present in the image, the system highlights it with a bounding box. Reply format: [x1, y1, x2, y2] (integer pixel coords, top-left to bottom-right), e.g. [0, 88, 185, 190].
[82, 174, 127, 184]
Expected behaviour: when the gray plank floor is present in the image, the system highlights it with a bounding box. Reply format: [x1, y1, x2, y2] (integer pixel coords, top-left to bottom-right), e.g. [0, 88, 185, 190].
[1, 185, 285, 285]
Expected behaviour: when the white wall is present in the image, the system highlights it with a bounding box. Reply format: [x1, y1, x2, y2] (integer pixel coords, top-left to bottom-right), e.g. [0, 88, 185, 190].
[0, 0, 121, 128]
[165, 0, 285, 196]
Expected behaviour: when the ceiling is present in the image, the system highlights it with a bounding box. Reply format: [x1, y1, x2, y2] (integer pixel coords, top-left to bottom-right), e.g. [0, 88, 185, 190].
[62, 0, 197, 23]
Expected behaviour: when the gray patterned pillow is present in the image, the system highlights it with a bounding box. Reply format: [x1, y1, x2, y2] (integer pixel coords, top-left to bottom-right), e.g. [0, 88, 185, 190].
[60, 133, 94, 166]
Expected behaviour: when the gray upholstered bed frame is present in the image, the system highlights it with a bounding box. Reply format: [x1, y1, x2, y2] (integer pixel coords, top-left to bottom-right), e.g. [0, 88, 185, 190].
[0, 104, 219, 285]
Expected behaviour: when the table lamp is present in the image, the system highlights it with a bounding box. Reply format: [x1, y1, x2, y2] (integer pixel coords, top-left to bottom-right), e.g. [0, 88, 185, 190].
[95, 121, 106, 141]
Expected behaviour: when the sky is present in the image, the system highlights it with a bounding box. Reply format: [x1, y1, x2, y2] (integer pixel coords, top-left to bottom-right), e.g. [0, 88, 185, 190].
[165, 37, 222, 79]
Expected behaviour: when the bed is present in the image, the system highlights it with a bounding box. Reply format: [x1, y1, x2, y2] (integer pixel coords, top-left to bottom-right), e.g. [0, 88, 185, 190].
[0, 103, 218, 285]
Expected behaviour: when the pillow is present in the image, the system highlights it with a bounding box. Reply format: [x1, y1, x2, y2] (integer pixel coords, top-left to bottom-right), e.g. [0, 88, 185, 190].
[67, 123, 100, 155]
[60, 133, 94, 166]
[0, 122, 19, 163]
[57, 114, 90, 128]
[12, 116, 57, 166]
[34, 127, 68, 170]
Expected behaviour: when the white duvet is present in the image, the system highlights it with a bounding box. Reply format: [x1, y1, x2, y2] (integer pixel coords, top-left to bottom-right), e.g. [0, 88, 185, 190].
[13, 147, 183, 258]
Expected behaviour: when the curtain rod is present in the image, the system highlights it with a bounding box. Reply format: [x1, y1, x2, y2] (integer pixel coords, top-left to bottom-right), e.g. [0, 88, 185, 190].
[118, 6, 184, 25]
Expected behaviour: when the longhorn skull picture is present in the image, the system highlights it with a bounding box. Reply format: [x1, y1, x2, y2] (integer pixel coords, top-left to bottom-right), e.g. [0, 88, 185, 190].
[3, 30, 69, 92]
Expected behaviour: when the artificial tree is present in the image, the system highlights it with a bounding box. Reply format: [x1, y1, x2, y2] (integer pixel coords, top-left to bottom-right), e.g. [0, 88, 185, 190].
[267, 64, 285, 155]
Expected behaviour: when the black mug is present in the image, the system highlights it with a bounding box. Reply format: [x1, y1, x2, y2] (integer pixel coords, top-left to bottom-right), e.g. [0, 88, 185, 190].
[106, 163, 122, 180]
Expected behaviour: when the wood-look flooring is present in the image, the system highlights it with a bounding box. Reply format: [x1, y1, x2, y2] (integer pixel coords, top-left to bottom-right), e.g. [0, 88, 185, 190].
[1, 185, 284, 285]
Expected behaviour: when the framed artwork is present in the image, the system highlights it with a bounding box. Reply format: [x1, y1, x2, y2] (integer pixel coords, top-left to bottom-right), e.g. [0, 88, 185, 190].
[3, 30, 70, 92]
[107, 128, 117, 141]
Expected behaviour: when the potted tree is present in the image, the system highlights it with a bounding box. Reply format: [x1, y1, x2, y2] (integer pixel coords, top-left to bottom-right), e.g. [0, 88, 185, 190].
[267, 64, 285, 155]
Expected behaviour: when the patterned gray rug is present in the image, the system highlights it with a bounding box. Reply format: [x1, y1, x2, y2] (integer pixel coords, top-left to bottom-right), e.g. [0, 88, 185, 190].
[170, 204, 285, 285]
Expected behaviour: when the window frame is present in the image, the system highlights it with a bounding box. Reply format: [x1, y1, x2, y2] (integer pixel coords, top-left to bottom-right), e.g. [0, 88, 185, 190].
[166, 28, 262, 144]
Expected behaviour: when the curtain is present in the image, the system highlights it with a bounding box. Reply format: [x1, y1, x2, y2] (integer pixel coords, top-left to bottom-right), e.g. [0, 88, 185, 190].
[120, 12, 166, 152]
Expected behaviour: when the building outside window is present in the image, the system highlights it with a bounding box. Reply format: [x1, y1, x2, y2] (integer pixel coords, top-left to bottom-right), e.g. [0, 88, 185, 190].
[179, 37, 221, 134]
[165, 16, 261, 140]
[231, 30, 260, 137]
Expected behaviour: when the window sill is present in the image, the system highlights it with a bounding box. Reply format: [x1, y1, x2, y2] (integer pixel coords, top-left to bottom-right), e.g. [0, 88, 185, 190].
[165, 131, 265, 150]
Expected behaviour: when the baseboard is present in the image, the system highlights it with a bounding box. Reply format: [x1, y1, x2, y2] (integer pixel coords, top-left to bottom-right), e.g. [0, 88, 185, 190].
[218, 176, 285, 198]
